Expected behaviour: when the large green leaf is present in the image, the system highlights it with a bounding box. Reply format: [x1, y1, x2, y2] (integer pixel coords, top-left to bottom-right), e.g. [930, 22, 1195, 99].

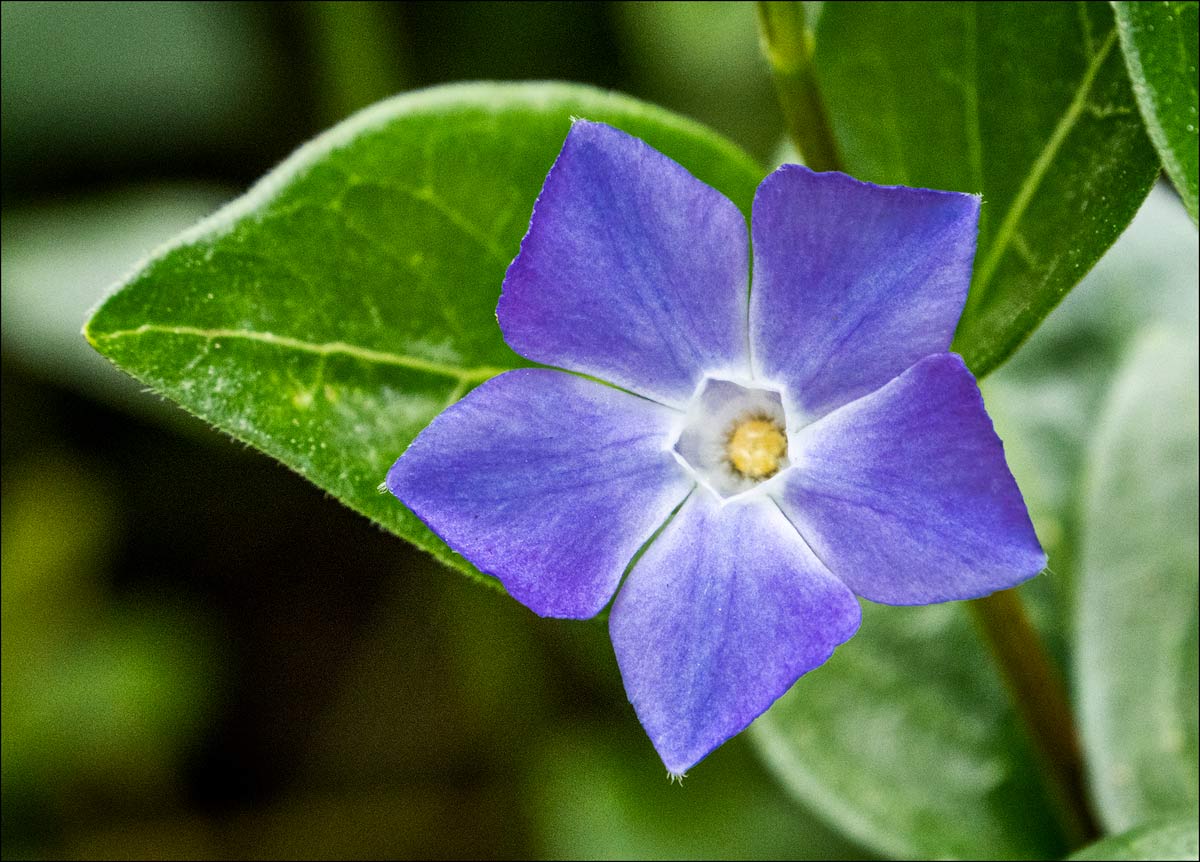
[1068, 816, 1200, 861]
[750, 601, 1066, 860]
[813, 1, 1159, 377]
[83, 82, 765, 586]
[1076, 327, 1200, 832]
[1112, 1, 1200, 225]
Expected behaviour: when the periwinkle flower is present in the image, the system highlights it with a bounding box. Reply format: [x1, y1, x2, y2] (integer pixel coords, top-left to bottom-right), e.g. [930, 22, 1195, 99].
[387, 121, 1045, 776]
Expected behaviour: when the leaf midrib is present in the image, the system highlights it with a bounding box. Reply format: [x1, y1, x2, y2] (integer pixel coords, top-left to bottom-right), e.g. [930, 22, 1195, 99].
[88, 323, 510, 383]
[971, 24, 1120, 304]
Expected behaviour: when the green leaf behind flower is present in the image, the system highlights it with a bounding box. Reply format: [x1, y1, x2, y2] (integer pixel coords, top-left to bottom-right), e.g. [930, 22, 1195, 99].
[1068, 816, 1200, 861]
[751, 601, 1066, 860]
[83, 82, 765, 587]
[1112, 0, 1200, 225]
[1076, 327, 1200, 832]
[812, 1, 1159, 377]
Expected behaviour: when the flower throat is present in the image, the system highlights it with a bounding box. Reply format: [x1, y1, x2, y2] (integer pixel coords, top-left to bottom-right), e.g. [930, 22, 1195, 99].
[672, 378, 791, 498]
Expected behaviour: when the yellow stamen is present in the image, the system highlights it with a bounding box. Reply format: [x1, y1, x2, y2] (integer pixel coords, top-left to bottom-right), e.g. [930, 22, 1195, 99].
[727, 417, 787, 479]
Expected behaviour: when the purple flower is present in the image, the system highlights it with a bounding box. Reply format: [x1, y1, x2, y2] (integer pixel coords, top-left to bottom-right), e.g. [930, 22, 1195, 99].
[387, 121, 1045, 776]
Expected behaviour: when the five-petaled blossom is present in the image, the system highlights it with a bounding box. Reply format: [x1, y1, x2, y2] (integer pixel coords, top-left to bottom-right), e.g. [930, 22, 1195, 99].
[387, 121, 1045, 776]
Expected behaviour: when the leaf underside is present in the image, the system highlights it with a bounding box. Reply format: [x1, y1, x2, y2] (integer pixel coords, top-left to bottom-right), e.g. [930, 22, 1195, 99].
[1076, 328, 1200, 832]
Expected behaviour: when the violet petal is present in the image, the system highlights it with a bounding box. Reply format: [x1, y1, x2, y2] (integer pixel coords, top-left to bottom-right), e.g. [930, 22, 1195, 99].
[388, 368, 693, 618]
[610, 491, 861, 774]
[750, 165, 979, 420]
[777, 353, 1046, 605]
[498, 121, 750, 408]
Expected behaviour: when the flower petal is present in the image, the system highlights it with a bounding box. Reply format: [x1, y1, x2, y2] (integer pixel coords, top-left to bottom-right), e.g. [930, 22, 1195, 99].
[609, 491, 861, 775]
[498, 121, 750, 408]
[388, 369, 693, 618]
[776, 353, 1046, 605]
[750, 165, 979, 420]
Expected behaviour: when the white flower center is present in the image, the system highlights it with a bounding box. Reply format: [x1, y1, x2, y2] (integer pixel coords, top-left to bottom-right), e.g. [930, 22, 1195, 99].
[672, 378, 792, 498]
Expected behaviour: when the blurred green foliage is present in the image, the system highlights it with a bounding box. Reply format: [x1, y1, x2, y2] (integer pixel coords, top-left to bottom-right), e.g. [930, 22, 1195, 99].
[2, 454, 221, 855]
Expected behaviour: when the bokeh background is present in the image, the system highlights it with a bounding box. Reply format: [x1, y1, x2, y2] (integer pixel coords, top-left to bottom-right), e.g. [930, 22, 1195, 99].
[2, 2, 1195, 860]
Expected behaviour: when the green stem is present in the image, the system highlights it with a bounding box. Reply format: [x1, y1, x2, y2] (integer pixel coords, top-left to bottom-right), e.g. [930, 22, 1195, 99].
[755, 1, 843, 172]
[968, 589, 1101, 850]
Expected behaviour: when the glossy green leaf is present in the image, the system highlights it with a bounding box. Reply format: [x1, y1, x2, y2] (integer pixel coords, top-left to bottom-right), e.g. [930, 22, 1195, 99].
[751, 601, 1066, 860]
[1077, 327, 1200, 832]
[83, 82, 765, 587]
[1113, 0, 1200, 225]
[1068, 816, 1200, 861]
[813, 1, 1159, 377]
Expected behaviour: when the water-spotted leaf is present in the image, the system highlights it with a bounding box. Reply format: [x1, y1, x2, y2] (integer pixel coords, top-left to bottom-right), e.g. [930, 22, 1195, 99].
[83, 82, 765, 587]
[1113, 0, 1200, 225]
[813, 1, 1159, 377]
[1077, 327, 1200, 832]
[751, 601, 1066, 860]
[1068, 816, 1200, 861]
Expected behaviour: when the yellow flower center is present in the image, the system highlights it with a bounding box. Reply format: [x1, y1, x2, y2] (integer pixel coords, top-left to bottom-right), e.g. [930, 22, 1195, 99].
[726, 417, 788, 480]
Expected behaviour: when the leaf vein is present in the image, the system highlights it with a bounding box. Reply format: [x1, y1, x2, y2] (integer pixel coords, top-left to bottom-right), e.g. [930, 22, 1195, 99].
[329, 168, 512, 265]
[92, 324, 508, 382]
[971, 26, 1120, 302]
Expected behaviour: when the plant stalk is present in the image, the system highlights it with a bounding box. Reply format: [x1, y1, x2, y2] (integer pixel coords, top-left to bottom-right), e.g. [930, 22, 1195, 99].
[968, 589, 1101, 850]
[755, 1, 843, 172]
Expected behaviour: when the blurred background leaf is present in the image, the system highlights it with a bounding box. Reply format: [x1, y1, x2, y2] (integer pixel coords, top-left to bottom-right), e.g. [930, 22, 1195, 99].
[0, 0, 292, 199]
[808, 1, 1159, 377]
[2, 454, 223, 857]
[751, 600, 1066, 859]
[1068, 815, 1200, 861]
[1076, 327, 1199, 832]
[1112, 0, 1200, 225]
[300, 1, 409, 125]
[1, 185, 235, 424]
[612, 1, 783, 162]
